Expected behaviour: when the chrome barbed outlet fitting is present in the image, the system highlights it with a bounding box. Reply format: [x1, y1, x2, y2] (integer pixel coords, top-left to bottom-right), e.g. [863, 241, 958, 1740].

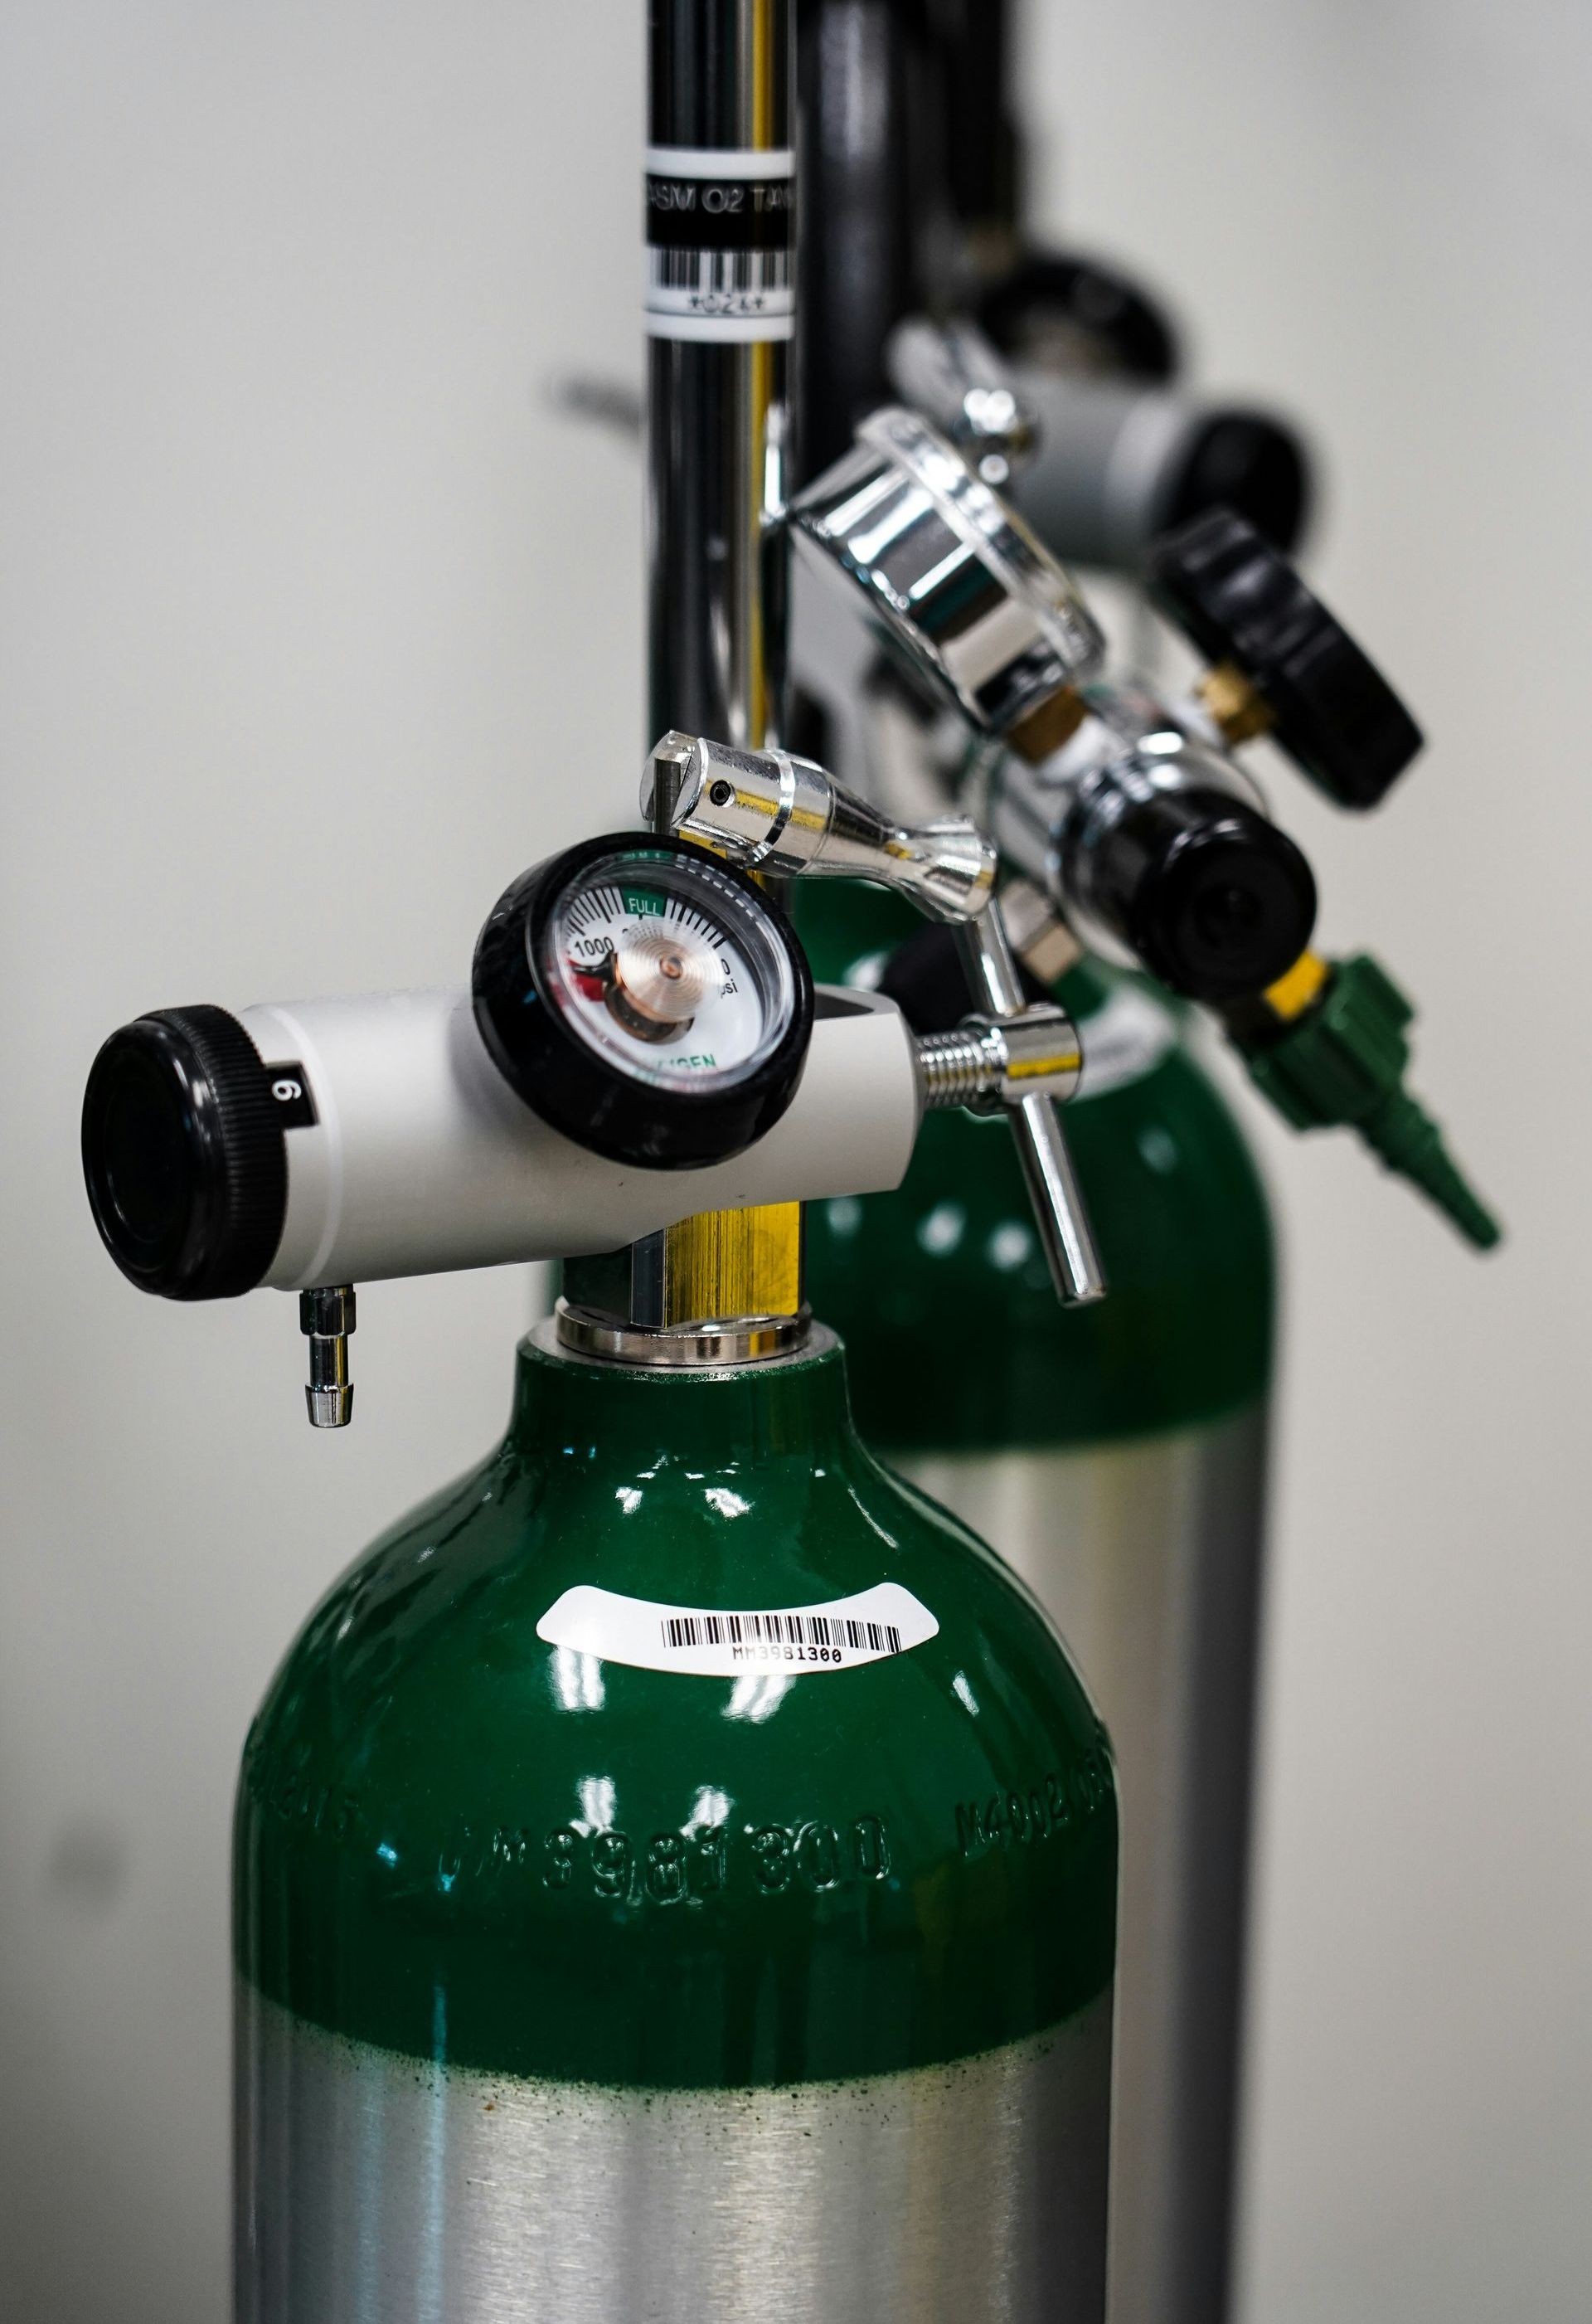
[301, 1284, 356, 1428]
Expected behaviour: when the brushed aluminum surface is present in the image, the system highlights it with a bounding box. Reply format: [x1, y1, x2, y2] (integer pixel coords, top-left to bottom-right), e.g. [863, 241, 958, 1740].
[901, 1408, 1268, 2324]
[236, 1986, 1110, 2323]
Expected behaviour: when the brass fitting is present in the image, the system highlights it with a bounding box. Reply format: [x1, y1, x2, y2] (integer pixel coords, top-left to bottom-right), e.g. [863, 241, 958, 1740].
[1006, 685, 1089, 766]
[1198, 660, 1275, 748]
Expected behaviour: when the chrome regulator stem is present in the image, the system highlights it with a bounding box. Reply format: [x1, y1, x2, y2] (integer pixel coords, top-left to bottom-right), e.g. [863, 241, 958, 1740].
[955, 907, 1106, 1308]
[915, 1005, 1081, 1112]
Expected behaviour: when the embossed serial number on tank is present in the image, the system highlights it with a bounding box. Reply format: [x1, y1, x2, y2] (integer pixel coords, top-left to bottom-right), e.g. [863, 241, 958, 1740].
[955, 1745, 1113, 1861]
[534, 1812, 891, 1906]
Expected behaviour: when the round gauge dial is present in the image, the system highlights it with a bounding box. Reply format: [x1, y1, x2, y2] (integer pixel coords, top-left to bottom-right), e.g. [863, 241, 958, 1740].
[541, 853, 794, 1092]
[473, 834, 814, 1170]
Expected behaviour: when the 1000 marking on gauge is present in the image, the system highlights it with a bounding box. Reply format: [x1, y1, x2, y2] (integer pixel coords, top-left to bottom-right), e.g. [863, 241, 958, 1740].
[541, 850, 798, 1092]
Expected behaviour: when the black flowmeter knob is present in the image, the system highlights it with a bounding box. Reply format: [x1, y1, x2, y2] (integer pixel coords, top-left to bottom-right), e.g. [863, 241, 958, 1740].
[1094, 790, 1319, 1003]
[81, 1004, 288, 1298]
[1147, 507, 1424, 808]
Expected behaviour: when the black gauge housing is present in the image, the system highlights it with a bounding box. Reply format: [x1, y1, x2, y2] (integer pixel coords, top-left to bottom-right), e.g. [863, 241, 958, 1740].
[1097, 790, 1319, 1002]
[472, 833, 815, 1171]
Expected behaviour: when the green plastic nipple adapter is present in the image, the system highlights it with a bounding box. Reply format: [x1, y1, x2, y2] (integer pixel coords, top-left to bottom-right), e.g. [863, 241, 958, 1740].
[1240, 952, 1501, 1251]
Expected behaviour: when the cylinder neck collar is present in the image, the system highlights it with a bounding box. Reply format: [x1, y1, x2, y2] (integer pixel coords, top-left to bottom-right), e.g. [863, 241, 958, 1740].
[554, 1298, 813, 1369]
[509, 1317, 852, 1464]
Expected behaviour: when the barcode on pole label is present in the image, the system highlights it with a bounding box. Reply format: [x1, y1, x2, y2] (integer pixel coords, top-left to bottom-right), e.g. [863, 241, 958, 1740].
[643, 148, 797, 343]
[644, 246, 795, 337]
[537, 1583, 936, 1678]
[648, 248, 795, 294]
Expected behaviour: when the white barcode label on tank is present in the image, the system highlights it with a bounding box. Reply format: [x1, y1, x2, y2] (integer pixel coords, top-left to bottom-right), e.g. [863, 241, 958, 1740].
[537, 1582, 938, 1677]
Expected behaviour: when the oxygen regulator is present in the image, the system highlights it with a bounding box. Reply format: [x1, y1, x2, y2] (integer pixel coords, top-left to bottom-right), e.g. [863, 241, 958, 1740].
[81, 742, 1096, 1424]
[788, 384, 1498, 1255]
[81, 327, 1494, 1440]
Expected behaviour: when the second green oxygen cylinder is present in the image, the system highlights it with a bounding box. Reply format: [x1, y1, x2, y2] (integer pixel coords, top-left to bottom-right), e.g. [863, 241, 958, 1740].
[800, 881, 1274, 2324]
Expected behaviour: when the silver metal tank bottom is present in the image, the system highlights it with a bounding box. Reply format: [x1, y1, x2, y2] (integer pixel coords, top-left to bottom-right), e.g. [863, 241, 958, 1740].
[900, 1408, 1268, 2324]
[237, 1986, 1110, 2322]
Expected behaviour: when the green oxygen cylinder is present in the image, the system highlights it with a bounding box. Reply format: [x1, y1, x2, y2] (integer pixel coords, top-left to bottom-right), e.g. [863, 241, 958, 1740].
[798, 876, 1274, 2324]
[79, 800, 1121, 2317]
[785, 424, 1493, 2324]
[226, 0, 1129, 2301]
[234, 1322, 1117, 2319]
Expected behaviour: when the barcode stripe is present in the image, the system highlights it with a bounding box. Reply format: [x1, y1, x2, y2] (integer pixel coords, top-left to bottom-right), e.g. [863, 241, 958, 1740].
[649, 249, 794, 291]
[656, 1607, 907, 1659]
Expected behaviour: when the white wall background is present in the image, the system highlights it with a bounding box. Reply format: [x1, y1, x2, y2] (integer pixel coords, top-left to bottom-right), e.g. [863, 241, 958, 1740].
[1, 4, 1587, 2319]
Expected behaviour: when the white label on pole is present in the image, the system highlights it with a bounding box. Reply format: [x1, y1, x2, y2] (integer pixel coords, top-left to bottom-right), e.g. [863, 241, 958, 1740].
[537, 1581, 939, 1677]
[644, 145, 796, 342]
[644, 145, 797, 180]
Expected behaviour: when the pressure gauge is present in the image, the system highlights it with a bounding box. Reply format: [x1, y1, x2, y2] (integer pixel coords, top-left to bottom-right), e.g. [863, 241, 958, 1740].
[790, 406, 1105, 740]
[473, 834, 814, 1169]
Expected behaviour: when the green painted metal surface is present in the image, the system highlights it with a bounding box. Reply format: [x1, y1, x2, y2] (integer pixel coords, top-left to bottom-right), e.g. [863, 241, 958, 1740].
[797, 884, 1276, 1453]
[236, 1332, 1116, 2089]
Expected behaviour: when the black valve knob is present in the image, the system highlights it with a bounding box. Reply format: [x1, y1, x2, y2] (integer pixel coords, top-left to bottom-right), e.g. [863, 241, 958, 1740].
[884, 782, 1315, 1013]
[1147, 507, 1423, 809]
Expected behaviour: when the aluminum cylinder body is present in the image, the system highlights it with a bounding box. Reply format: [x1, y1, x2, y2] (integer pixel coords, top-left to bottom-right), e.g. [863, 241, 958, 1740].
[900, 1418, 1267, 2324]
[239, 1989, 1110, 2324]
